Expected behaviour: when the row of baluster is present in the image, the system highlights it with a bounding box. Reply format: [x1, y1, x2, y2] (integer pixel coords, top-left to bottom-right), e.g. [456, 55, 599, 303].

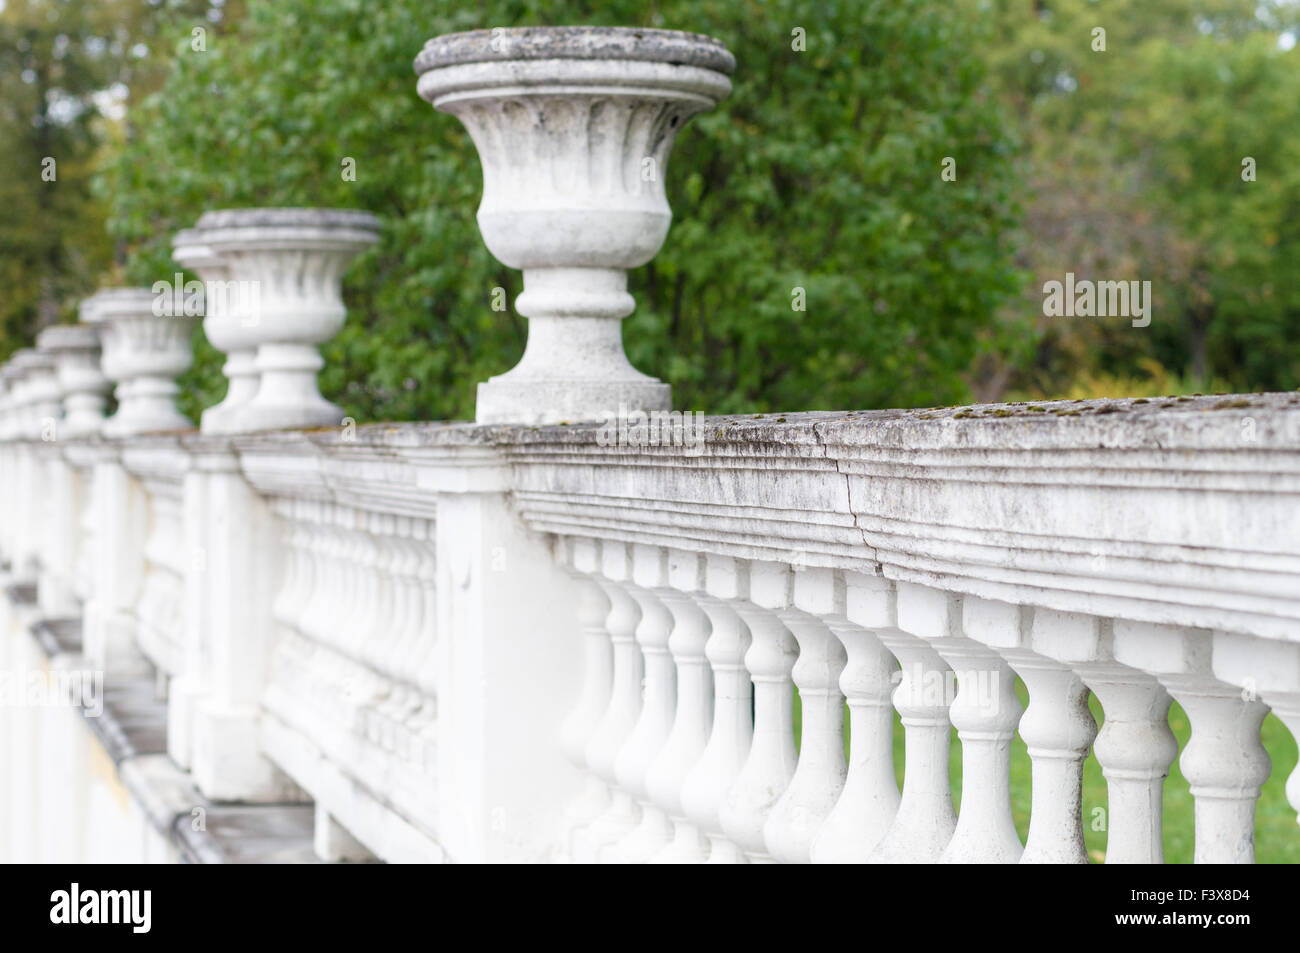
[265, 498, 439, 775]
[0, 447, 94, 615]
[557, 538, 1300, 864]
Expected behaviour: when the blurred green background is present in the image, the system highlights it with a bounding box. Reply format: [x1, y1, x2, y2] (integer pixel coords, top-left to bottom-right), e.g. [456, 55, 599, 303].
[5, 0, 1300, 423]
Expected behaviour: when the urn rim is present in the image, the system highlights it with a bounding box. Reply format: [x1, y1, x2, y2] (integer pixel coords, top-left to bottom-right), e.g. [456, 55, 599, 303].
[10, 347, 55, 375]
[36, 324, 101, 354]
[195, 207, 382, 233]
[414, 26, 736, 77]
[173, 229, 226, 272]
[82, 287, 166, 322]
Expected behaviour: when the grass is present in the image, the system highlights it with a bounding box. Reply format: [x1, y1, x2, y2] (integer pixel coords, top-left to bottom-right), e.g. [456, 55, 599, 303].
[792, 678, 1300, 863]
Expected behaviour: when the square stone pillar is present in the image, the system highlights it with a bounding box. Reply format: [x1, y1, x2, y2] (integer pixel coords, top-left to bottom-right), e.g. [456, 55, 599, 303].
[166, 445, 210, 771]
[38, 446, 85, 619]
[187, 442, 300, 802]
[81, 445, 151, 677]
[426, 446, 585, 861]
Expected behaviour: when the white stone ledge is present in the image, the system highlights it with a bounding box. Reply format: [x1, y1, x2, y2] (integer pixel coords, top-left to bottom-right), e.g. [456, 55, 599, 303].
[9, 395, 1300, 643]
[210, 395, 1300, 641]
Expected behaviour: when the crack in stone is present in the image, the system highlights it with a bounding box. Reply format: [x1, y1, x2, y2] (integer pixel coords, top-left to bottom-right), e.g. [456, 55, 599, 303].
[812, 418, 880, 574]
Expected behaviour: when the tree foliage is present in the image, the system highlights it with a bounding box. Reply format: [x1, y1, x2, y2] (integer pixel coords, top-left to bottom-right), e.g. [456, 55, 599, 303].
[0, 0, 236, 356]
[970, 0, 1300, 398]
[101, 0, 1021, 423]
[9, 1, 1300, 420]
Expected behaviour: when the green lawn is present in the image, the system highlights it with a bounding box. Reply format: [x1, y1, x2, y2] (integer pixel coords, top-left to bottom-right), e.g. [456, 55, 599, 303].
[792, 679, 1300, 863]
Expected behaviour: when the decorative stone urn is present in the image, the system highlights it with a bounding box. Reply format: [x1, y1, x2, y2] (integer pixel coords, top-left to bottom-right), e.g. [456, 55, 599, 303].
[4, 350, 35, 439]
[0, 354, 32, 439]
[12, 347, 61, 440]
[0, 362, 18, 440]
[173, 224, 259, 434]
[198, 208, 381, 432]
[415, 26, 735, 424]
[35, 322, 109, 439]
[84, 288, 198, 437]
[4, 356, 37, 439]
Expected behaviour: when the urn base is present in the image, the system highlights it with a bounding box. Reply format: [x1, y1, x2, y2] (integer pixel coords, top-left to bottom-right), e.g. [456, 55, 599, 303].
[476, 377, 670, 426]
[225, 394, 346, 433]
[199, 363, 262, 435]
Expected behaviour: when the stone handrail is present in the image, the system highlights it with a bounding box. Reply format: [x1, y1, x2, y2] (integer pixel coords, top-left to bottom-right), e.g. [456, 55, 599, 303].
[0, 24, 1298, 865]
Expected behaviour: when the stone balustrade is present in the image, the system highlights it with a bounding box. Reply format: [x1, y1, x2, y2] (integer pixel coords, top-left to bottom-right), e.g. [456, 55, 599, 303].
[2, 395, 1296, 864]
[0, 24, 1298, 865]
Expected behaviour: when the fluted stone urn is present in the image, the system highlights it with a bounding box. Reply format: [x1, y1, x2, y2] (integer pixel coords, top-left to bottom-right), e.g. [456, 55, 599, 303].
[415, 26, 735, 424]
[198, 208, 380, 433]
[15, 348, 61, 440]
[84, 288, 198, 437]
[173, 225, 260, 434]
[35, 323, 109, 439]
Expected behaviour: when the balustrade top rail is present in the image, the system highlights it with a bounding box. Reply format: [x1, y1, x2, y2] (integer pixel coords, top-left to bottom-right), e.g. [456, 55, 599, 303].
[219, 396, 1300, 642]
[1, 22, 1298, 868]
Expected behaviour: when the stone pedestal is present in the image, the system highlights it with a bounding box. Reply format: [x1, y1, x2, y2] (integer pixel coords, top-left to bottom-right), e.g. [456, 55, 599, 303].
[84, 288, 197, 437]
[38, 322, 109, 439]
[197, 208, 380, 433]
[173, 227, 261, 434]
[416, 27, 734, 424]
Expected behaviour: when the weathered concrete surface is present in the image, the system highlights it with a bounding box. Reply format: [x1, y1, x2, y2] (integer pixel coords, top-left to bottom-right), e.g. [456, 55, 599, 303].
[235, 393, 1300, 640]
[416, 26, 734, 426]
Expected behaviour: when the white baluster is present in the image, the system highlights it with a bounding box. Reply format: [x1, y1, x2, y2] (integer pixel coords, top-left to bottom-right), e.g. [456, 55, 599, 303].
[559, 538, 614, 857]
[299, 503, 337, 649]
[718, 561, 797, 862]
[1114, 620, 1270, 864]
[282, 501, 318, 698]
[377, 518, 423, 748]
[812, 572, 899, 863]
[323, 508, 361, 723]
[409, 517, 440, 769]
[74, 460, 97, 601]
[1213, 632, 1300, 829]
[575, 542, 642, 860]
[293, 504, 329, 723]
[610, 544, 676, 862]
[351, 512, 390, 727]
[1040, 612, 1177, 864]
[379, 516, 416, 682]
[368, 514, 407, 745]
[332, 507, 364, 731]
[869, 584, 956, 863]
[680, 554, 752, 864]
[270, 500, 303, 635]
[361, 511, 397, 672]
[647, 550, 713, 863]
[967, 601, 1097, 864]
[390, 519, 429, 761]
[765, 567, 847, 863]
[936, 596, 1023, 863]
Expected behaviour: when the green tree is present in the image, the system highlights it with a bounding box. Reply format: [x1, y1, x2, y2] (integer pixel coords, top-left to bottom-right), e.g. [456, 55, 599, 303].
[969, 0, 1300, 397]
[0, 0, 240, 357]
[101, 0, 1021, 423]
[0, 0, 115, 351]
